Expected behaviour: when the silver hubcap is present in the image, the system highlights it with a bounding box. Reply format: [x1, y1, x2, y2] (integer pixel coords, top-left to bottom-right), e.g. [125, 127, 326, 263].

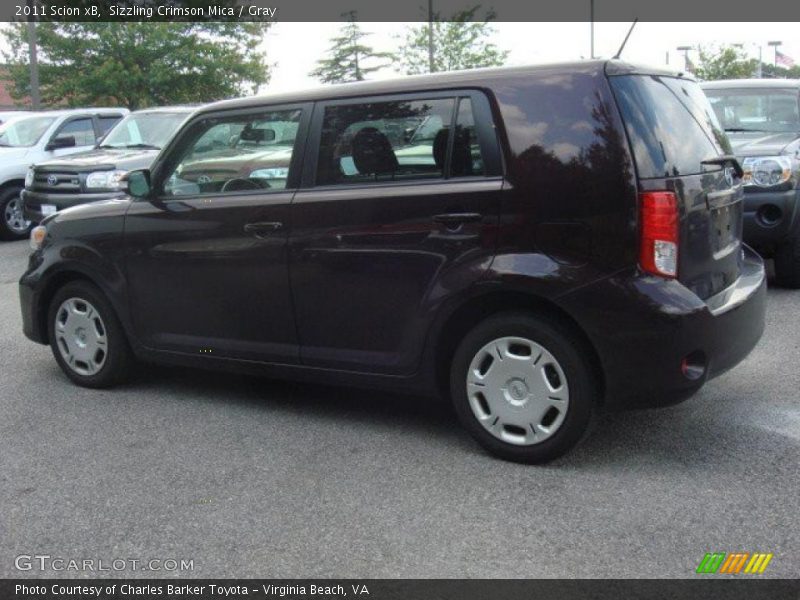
[4, 196, 30, 233]
[54, 298, 108, 376]
[466, 336, 569, 446]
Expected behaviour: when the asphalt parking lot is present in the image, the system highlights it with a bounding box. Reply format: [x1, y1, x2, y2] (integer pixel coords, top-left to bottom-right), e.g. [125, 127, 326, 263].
[0, 238, 798, 579]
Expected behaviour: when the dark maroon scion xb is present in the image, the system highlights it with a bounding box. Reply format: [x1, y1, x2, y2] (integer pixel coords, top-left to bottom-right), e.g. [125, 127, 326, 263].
[20, 60, 766, 463]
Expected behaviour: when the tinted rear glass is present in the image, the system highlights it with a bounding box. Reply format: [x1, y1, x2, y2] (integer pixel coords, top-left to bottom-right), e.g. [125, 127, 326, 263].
[610, 75, 731, 178]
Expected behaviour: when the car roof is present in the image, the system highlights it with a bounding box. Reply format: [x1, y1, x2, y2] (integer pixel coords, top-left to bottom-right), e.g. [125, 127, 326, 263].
[12, 108, 129, 118]
[700, 78, 800, 89]
[129, 105, 199, 114]
[195, 60, 686, 116]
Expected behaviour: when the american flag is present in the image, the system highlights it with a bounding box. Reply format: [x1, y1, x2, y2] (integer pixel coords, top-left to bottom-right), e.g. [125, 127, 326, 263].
[776, 50, 796, 68]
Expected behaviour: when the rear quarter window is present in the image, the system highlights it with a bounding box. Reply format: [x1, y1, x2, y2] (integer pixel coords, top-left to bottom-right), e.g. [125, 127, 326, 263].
[610, 75, 731, 179]
[492, 70, 638, 266]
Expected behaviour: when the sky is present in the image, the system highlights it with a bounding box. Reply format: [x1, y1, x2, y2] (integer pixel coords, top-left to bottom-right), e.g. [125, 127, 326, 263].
[1, 21, 797, 96]
[262, 21, 800, 93]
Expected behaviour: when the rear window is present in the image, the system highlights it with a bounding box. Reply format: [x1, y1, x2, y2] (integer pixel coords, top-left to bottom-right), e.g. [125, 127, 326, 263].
[610, 75, 731, 179]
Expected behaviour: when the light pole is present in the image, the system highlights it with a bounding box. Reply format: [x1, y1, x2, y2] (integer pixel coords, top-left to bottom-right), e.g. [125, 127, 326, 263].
[768, 41, 782, 67]
[427, 0, 435, 73]
[589, 0, 595, 59]
[26, 0, 40, 109]
[677, 46, 692, 72]
[734, 42, 762, 78]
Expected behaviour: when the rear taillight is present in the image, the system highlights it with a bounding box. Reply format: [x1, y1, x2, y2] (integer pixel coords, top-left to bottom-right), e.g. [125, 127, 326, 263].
[640, 191, 679, 278]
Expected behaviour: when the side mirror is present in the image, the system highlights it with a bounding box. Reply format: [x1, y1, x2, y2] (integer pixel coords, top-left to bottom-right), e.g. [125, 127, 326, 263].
[46, 135, 76, 151]
[124, 169, 151, 199]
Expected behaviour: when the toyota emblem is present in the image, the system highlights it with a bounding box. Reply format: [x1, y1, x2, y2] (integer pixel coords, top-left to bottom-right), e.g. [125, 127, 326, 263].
[47, 174, 58, 186]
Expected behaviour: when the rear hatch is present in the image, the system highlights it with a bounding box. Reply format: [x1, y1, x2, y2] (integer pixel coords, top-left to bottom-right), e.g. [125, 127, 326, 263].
[609, 69, 743, 300]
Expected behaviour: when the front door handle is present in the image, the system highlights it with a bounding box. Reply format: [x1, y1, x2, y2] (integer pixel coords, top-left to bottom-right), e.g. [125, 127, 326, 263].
[244, 222, 283, 237]
[433, 212, 482, 229]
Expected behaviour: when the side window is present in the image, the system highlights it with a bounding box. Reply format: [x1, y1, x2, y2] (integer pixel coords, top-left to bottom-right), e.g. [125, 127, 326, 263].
[452, 97, 485, 177]
[98, 115, 122, 135]
[316, 97, 455, 186]
[58, 118, 96, 146]
[162, 108, 303, 197]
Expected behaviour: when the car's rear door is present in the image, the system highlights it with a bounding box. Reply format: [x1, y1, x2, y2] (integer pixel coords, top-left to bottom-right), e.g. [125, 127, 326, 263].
[289, 91, 503, 375]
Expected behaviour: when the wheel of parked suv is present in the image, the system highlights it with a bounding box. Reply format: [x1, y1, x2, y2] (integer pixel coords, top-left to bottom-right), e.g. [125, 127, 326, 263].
[0, 186, 32, 241]
[47, 281, 134, 388]
[450, 312, 597, 464]
[774, 236, 800, 289]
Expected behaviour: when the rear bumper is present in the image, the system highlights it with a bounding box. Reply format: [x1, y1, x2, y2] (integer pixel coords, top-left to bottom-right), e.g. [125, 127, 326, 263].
[21, 189, 124, 223]
[742, 187, 800, 253]
[558, 245, 767, 410]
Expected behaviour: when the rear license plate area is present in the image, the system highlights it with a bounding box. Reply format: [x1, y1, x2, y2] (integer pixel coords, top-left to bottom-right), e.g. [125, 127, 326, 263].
[711, 203, 737, 255]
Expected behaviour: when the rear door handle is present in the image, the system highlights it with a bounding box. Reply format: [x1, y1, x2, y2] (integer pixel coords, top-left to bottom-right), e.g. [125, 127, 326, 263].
[433, 213, 482, 228]
[244, 222, 283, 237]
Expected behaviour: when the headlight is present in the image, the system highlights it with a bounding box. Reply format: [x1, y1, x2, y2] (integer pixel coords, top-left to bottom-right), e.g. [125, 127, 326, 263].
[741, 156, 794, 187]
[30, 225, 47, 250]
[249, 167, 289, 179]
[85, 169, 128, 190]
[24, 167, 34, 188]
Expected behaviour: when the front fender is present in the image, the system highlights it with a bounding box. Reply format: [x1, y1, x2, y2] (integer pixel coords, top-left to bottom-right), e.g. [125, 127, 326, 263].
[19, 200, 133, 346]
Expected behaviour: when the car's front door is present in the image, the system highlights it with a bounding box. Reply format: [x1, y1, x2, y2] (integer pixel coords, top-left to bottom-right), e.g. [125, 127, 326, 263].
[289, 92, 503, 375]
[125, 104, 310, 363]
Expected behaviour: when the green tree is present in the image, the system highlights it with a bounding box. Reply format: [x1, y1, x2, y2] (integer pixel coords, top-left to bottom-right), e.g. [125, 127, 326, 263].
[2, 22, 271, 109]
[395, 5, 508, 75]
[693, 45, 758, 81]
[761, 62, 800, 79]
[310, 12, 392, 84]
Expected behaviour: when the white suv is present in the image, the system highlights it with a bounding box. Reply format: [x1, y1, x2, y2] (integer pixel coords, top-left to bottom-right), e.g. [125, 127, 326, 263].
[0, 108, 128, 240]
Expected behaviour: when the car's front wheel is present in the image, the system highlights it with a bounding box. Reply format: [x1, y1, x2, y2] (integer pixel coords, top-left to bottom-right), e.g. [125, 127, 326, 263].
[47, 281, 134, 388]
[775, 235, 800, 289]
[0, 186, 32, 241]
[450, 312, 597, 464]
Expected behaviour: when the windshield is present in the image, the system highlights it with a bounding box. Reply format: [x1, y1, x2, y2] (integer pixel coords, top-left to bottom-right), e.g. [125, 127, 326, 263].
[100, 112, 189, 149]
[704, 88, 800, 133]
[0, 116, 56, 147]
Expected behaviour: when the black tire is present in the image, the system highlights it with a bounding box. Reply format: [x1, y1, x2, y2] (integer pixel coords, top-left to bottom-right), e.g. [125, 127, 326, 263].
[774, 235, 800, 289]
[0, 186, 32, 241]
[450, 312, 597, 464]
[47, 280, 133, 388]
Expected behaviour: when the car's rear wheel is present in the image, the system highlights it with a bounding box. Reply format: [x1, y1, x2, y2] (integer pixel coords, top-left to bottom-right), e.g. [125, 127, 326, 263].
[450, 312, 597, 464]
[0, 186, 32, 241]
[47, 281, 133, 388]
[774, 235, 800, 289]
